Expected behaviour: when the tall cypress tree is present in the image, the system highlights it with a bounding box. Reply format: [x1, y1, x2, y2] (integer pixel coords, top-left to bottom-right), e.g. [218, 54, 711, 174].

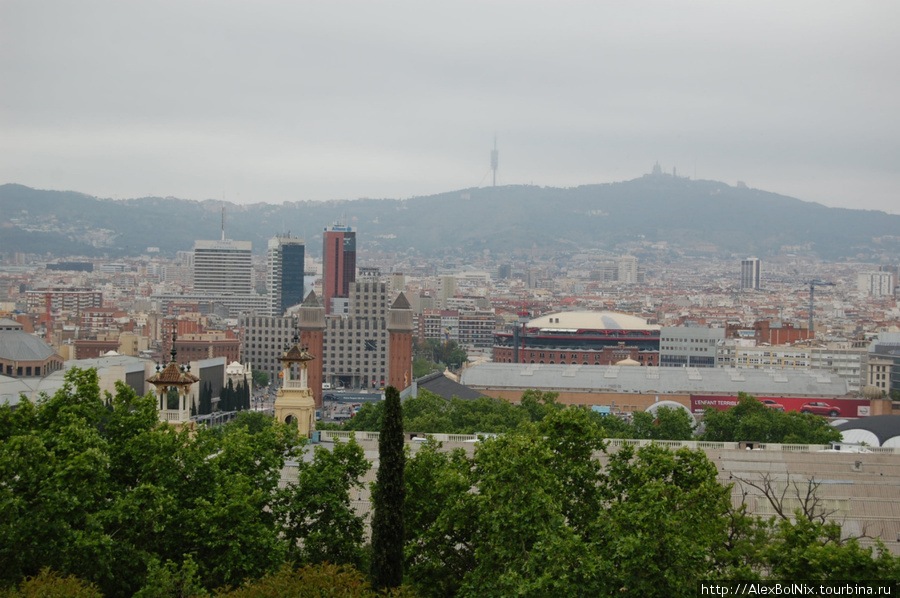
[370, 386, 405, 590]
[199, 381, 212, 415]
[223, 378, 235, 412]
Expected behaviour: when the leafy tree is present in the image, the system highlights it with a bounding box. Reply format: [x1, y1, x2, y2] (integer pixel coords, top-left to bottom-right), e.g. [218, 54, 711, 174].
[370, 387, 405, 591]
[132, 555, 208, 598]
[537, 407, 607, 530]
[0, 367, 369, 597]
[0, 368, 119, 592]
[341, 401, 385, 431]
[211, 563, 418, 597]
[519, 389, 562, 423]
[594, 443, 732, 597]
[251, 370, 268, 389]
[631, 405, 695, 440]
[227, 410, 278, 435]
[412, 340, 468, 372]
[761, 516, 900, 582]
[445, 396, 525, 434]
[276, 438, 369, 568]
[402, 391, 451, 433]
[404, 410, 734, 598]
[404, 443, 476, 598]
[412, 358, 435, 379]
[701, 393, 841, 444]
[0, 569, 103, 598]
[459, 428, 586, 597]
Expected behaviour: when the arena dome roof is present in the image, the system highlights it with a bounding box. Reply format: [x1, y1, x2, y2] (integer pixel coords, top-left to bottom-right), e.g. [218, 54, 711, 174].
[528, 311, 659, 332]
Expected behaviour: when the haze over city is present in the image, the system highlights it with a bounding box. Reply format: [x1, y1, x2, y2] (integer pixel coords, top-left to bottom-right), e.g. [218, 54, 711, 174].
[1, 0, 898, 212]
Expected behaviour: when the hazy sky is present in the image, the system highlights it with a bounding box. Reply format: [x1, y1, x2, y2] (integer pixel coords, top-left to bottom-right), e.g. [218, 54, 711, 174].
[2, 1, 898, 211]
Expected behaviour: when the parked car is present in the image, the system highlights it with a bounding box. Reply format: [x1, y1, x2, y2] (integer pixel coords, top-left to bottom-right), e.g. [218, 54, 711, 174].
[800, 402, 841, 417]
[760, 399, 785, 411]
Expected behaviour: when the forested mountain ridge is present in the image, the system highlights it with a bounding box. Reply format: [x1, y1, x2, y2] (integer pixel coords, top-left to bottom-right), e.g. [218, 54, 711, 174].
[2, 176, 898, 260]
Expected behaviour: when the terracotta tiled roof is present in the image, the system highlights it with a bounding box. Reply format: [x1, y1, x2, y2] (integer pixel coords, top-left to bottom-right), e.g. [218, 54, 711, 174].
[281, 345, 315, 362]
[147, 361, 200, 386]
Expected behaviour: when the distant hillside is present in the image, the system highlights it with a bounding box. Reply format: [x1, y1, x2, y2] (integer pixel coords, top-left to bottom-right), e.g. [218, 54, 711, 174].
[2, 177, 899, 261]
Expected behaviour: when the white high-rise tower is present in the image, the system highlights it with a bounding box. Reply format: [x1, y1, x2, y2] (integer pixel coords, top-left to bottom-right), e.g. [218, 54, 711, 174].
[192, 239, 253, 294]
[740, 258, 761, 290]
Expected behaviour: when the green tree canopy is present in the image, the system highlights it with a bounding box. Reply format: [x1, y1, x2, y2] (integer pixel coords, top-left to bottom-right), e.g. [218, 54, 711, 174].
[701, 393, 842, 444]
[0, 367, 370, 597]
[250, 370, 268, 389]
[630, 405, 696, 440]
[404, 408, 733, 598]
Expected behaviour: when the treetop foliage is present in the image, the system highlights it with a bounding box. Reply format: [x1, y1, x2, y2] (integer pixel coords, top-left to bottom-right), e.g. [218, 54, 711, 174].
[0, 367, 372, 598]
[3, 371, 891, 597]
[332, 389, 841, 447]
[700, 392, 843, 444]
[402, 408, 899, 597]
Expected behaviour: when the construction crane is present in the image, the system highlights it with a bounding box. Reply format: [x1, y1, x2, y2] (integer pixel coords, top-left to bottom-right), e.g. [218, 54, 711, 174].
[806, 280, 835, 337]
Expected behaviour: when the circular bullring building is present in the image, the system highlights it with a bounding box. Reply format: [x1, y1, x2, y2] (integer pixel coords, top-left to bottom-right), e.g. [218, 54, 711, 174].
[493, 311, 660, 366]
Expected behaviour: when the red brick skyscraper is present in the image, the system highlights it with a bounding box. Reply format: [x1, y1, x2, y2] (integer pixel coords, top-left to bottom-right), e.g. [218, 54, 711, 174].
[387, 293, 414, 391]
[322, 223, 356, 315]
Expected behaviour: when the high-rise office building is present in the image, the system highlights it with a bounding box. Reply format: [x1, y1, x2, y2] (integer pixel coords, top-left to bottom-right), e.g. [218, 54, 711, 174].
[241, 283, 415, 395]
[617, 255, 639, 284]
[438, 275, 457, 308]
[857, 271, 895, 297]
[740, 258, 761, 290]
[193, 239, 253, 295]
[267, 234, 305, 316]
[322, 223, 356, 314]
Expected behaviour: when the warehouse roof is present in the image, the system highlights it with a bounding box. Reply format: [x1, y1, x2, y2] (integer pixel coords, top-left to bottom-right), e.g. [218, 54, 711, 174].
[460, 363, 851, 397]
[0, 330, 59, 361]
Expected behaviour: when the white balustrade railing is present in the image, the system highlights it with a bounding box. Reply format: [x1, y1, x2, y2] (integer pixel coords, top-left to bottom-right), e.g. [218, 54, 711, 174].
[314, 430, 900, 454]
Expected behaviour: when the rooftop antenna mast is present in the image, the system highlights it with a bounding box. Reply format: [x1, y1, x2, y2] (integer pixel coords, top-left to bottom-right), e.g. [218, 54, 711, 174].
[491, 135, 499, 187]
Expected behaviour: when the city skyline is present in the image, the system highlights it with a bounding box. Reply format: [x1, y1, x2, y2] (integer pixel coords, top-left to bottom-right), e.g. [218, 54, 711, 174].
[1, 1, 898, 213]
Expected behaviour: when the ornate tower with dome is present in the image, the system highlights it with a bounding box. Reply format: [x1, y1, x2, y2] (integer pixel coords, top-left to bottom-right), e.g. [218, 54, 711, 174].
[273, 331, 316, 437]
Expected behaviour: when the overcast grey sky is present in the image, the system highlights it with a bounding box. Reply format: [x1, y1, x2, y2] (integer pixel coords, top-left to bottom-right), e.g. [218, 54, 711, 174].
[1, 1, 898, 211]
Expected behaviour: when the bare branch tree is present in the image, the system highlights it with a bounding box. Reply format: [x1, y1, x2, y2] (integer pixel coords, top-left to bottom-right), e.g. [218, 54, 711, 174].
[733, 473, 838, 524]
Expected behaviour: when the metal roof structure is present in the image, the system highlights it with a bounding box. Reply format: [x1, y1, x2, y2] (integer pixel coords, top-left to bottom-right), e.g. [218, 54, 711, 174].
[401, 371, 490, 402]
[0, 330, 59, 362]
[460, 362, 852, 397]
[1, 354, 152, 406]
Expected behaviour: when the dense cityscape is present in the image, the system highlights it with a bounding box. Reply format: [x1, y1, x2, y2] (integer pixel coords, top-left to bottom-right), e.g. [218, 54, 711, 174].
[4, 0, 900, 593]
[3, 188, 900, 596]
[2, 211, 899, 404]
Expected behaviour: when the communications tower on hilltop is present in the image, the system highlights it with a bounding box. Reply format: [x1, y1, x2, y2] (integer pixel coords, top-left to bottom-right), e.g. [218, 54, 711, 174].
[491, 136, 499, 187]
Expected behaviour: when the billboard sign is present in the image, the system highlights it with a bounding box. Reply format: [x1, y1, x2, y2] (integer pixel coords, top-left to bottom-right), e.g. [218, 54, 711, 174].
[691, 395, 868, 418]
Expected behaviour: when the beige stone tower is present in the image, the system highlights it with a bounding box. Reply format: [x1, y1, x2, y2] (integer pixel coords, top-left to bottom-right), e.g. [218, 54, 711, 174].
[273, 333, 316, 437]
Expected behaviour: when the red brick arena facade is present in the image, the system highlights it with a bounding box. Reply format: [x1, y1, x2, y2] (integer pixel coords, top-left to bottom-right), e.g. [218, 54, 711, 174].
[493, 311, 660, 366]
